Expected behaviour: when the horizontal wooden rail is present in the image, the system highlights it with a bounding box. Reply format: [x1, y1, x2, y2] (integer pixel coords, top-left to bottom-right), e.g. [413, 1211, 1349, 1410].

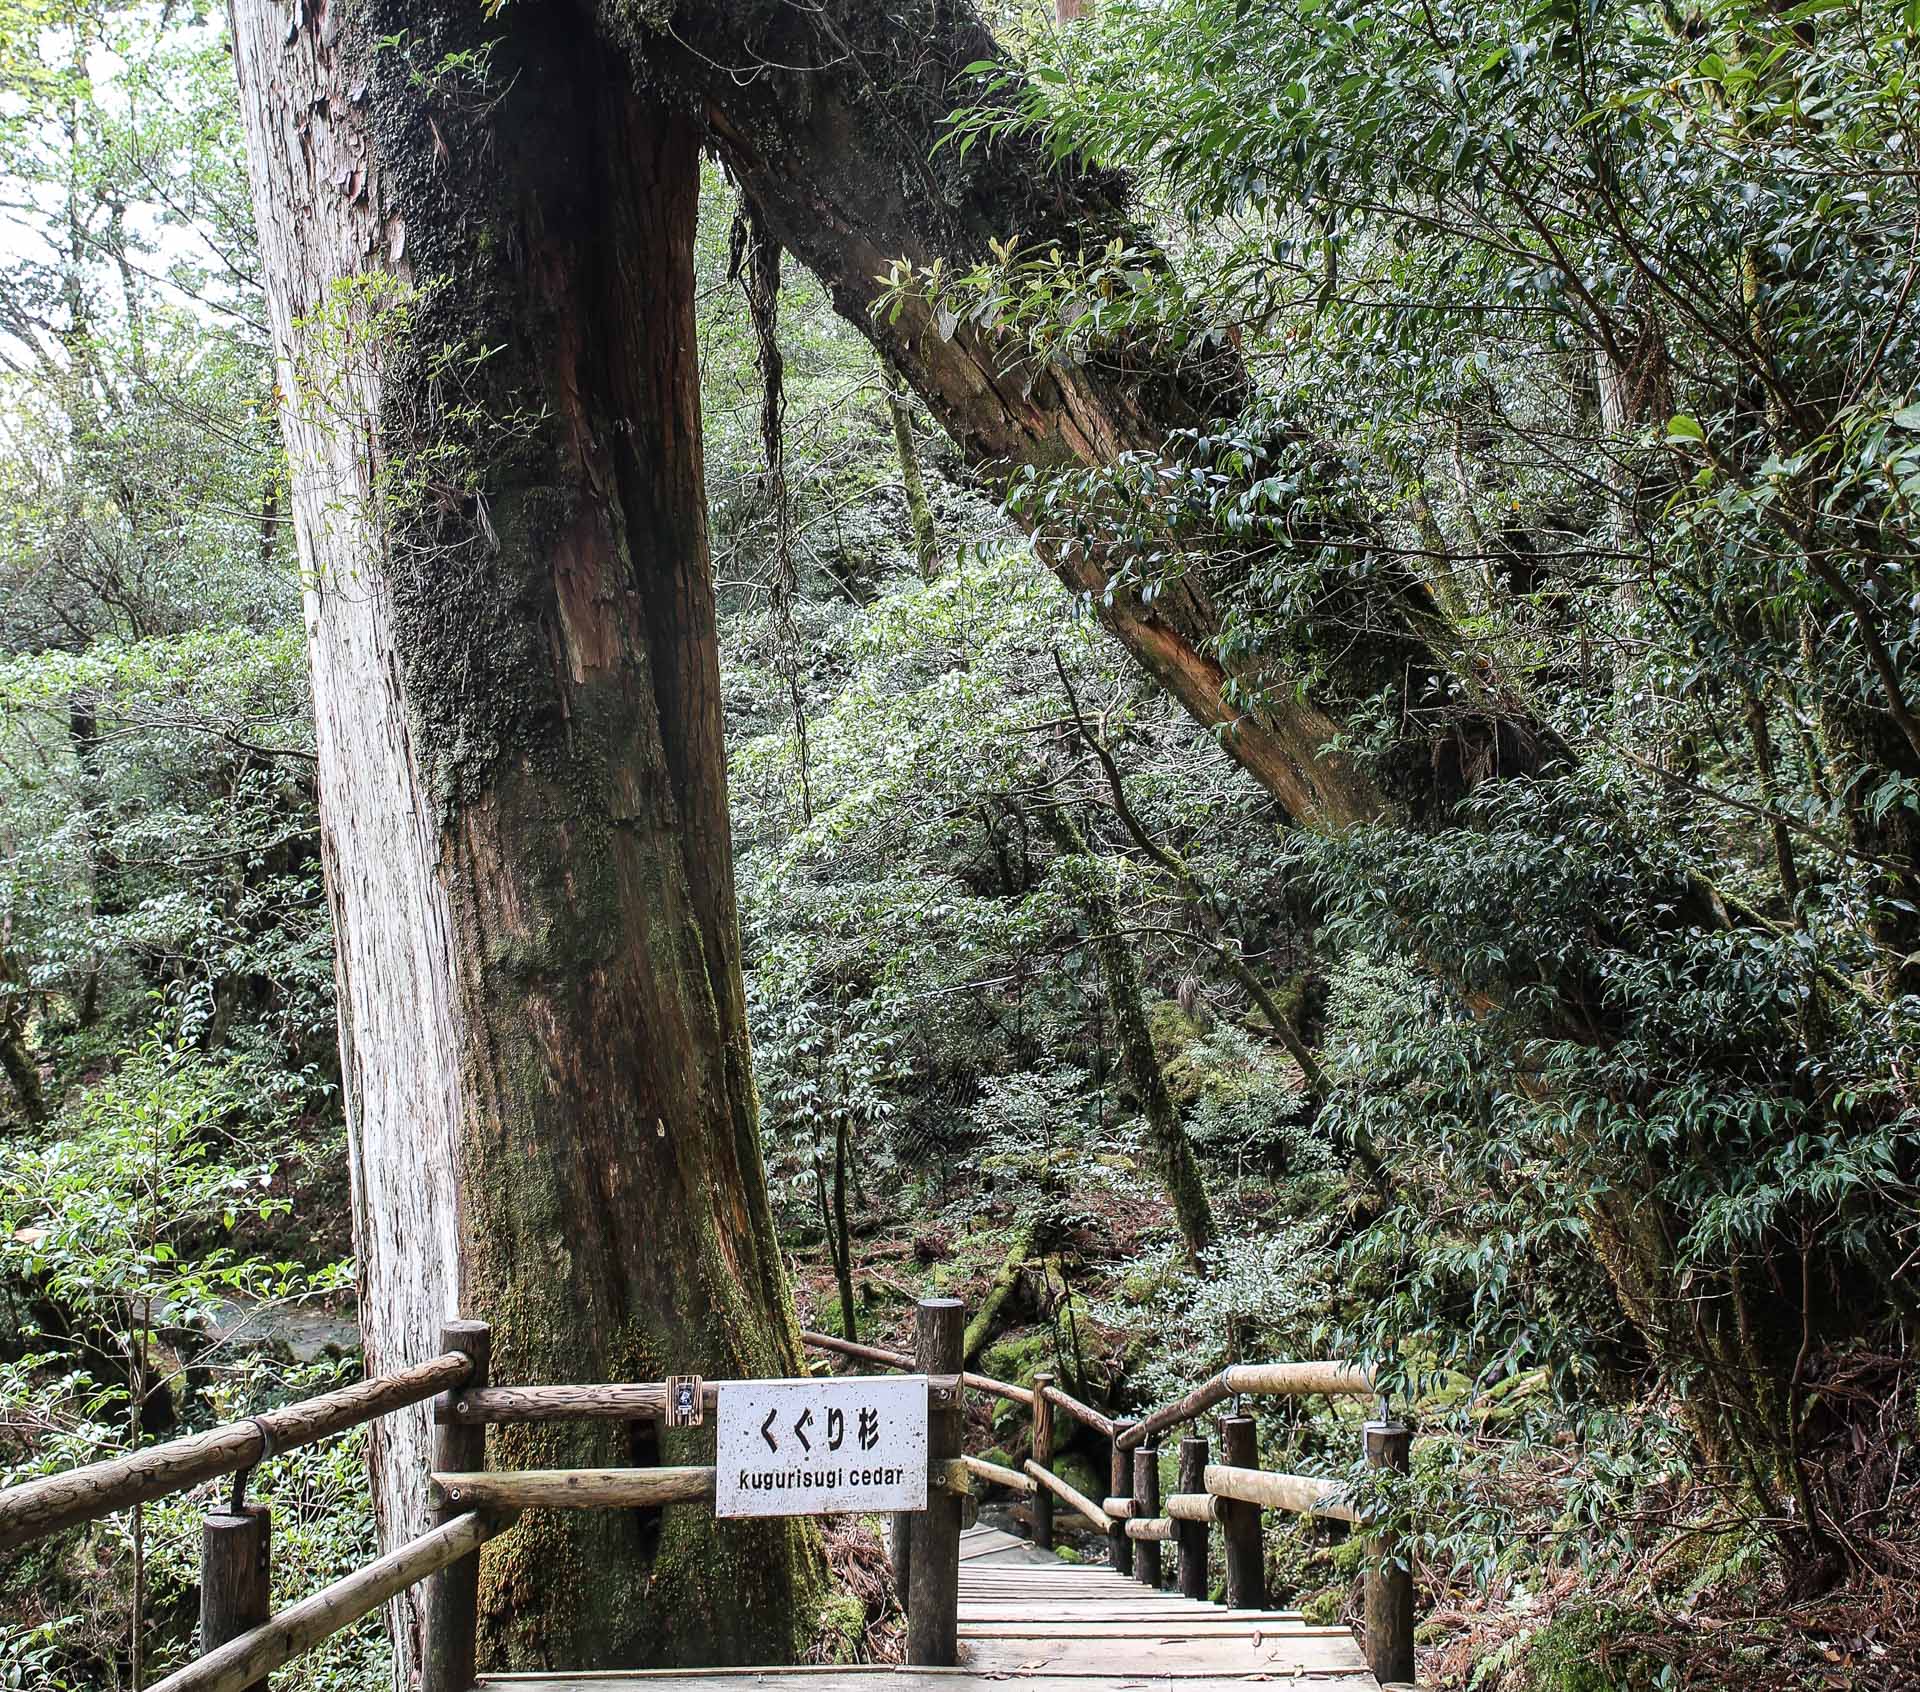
[443, 1373, 965, 1428]
[1125, 1516, 1173, 1542]
[799, 1330, 911, 1369]
[971, 1372, 1035, 1407]
[432, 1458, 973, 1514]
[440, 1383, 688, 1424]
[1228, 1362, 1374, 1398]
[433, 1467, 716, 1511]
[1041, 1381, 1115, 1439]
[1205, 1463, 1359, 1524]
[1101, 1495, 1134, 1519]
[148, 1511, 499, 1692]
[1164, 1491, 1221, 1523]
[964, 1454, 1035, 1494]
[799, 1328, 1030, 1407]
[0, 1351, 475, 1554]
[1022, 1457, 1107, 1531]
[1116, 1361, 1374, 1452]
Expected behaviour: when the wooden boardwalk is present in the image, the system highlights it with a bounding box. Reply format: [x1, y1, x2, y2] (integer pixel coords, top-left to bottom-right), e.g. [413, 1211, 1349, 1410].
[0, 1309, 1414, 1692]
[478, 1525, 1381, 1692]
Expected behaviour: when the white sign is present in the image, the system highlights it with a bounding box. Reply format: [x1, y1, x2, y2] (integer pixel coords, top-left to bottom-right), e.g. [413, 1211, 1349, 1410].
[715, 1375, 928, 1518]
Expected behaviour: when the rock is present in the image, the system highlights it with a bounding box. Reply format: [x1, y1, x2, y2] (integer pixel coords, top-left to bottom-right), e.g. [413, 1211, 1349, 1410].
[195, 1296, 362, 1366]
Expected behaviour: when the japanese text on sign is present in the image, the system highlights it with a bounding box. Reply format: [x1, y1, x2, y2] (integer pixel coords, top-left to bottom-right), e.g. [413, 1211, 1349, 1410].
[715, 1376, 928, 1517]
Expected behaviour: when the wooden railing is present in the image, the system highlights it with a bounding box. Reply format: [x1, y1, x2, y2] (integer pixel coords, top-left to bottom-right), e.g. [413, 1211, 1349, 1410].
[803, 1321, 1415, 1687]
[0, 1322, 493, 1692]
[0, 1300, 1413, 1691]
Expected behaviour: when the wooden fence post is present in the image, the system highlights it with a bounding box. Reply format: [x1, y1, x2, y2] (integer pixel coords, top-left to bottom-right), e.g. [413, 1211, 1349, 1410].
[890, 1511, 913, 1607]
[1219, 1415, 1265, 1610]
[1363, 1420, 1414, 1687]
[1108, 1423, 1134, 1576]
[1175, 1434, 1208, 1600]
[1030, 1373, 1055, 1552]
[201, 1504, 271, 1692]
[424, 1320, 491, 1692]
[1132, 1442, 1162, 1589]
[908, 1298, 964, 1668]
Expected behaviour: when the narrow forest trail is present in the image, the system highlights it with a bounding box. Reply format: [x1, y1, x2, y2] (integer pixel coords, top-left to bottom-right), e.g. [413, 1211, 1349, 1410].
[473, 1525, 1384, 1692]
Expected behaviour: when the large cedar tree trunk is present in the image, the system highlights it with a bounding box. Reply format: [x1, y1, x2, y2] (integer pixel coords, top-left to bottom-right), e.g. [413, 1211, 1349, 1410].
[230, 2, 819, 1674]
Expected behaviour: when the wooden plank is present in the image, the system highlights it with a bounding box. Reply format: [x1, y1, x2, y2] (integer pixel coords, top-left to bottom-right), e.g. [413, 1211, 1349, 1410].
[960, 1633, 1369, 1675]
[956, 1563, 1125, 1572]
[956, 1578, 1147, 1588]
[958, 1623, 1351, 1638]
[956, 1564, 1125, 1574]
[957, 1607, 1308, 1623]
[962, 1549, 1066, 1567]
[956, 1528, 1029, 1559]
[954, 1580, 1140, 1590]
[477, 1674, 1382, 1691]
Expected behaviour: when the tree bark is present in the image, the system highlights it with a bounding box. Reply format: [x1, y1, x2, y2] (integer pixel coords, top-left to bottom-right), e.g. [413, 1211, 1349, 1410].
[228, 1, 819, 1674]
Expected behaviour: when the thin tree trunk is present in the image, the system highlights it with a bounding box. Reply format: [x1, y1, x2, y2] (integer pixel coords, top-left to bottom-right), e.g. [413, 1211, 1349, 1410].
[881, 361, 938, 578]
[229, 3, 819, 1673]
[1032, 807, 1214, 1264]
[831, 1118, 857, 1343]
[0, 942, 43, 1124]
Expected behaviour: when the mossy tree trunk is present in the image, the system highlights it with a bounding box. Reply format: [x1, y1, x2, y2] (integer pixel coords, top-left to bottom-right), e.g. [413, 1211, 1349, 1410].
[881, 361, 938, 578]
[1034, 807, 1214, 1265]
[229, 1, 819, 1675]
[0, 988, 42, 1124]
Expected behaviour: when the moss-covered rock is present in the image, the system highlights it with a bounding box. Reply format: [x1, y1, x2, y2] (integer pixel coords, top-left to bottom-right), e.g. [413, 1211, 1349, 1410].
[980, 1329, 1054, 1388]
[1520, 1604, 1665, 1692]
[1147, 1000, 1209, 1070]
[1299, 1584, 1344, 1626]
[1053, 1451, 1104, 1503]
[810, 1591, 867, 1667]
